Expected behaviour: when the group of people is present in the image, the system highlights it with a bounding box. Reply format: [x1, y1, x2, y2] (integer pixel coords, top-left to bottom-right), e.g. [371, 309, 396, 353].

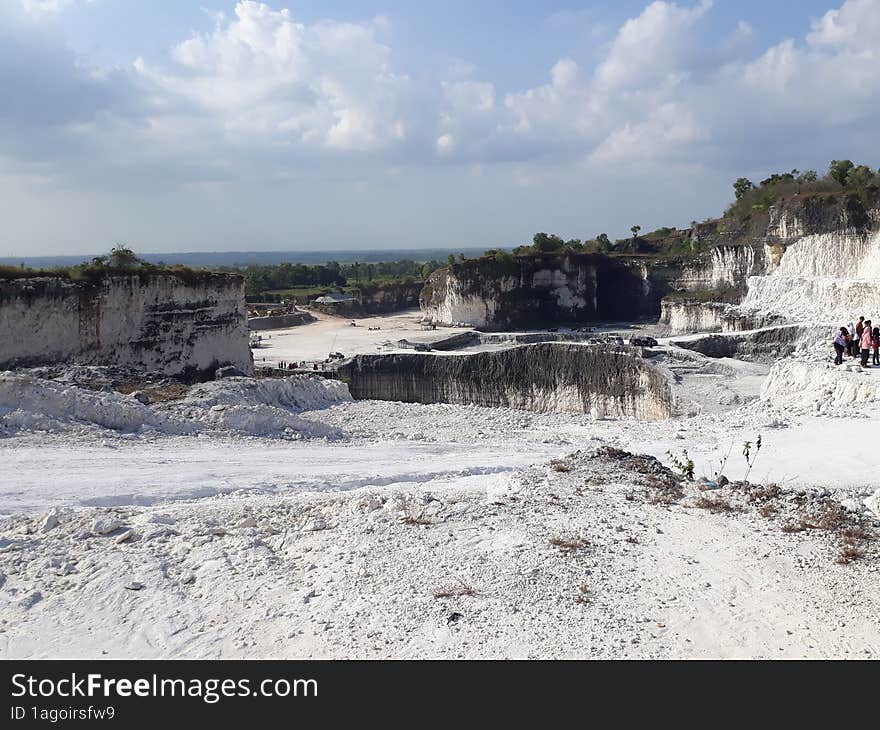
[833, 316, 880, 367]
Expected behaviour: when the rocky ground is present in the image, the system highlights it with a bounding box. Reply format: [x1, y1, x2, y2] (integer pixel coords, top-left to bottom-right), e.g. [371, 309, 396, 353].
[1, 442, 878, 659]
[2, 326, 880, 659]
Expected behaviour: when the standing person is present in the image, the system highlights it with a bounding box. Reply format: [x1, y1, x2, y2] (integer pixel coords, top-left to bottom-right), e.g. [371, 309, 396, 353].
[833, 327, 849, 365]
[860, 319, 873, 367]
[873, 326, 880, 366]
[847, 321, 857, 356]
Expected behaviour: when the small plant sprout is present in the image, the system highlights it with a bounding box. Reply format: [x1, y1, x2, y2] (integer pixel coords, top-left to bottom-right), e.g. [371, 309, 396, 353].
[742, 435, 762, 482]
[713, 440, 734, 481]
[666, 449, 695, 481]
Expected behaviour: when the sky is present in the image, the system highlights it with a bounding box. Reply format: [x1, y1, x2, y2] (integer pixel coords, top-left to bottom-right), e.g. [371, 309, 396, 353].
[1, 0, 878, 256]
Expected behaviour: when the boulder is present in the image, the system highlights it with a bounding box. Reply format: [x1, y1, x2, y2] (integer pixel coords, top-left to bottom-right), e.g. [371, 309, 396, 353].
[864, 489, 880, 517]
[39, 512, 59, 533]
[215, 366, 248, 379]
[303, 517, 328, 532]
[91, 517, 123, 535]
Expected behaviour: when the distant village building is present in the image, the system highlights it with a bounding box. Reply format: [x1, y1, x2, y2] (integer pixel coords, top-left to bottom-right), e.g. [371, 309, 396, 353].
[313, 292, 357, 305]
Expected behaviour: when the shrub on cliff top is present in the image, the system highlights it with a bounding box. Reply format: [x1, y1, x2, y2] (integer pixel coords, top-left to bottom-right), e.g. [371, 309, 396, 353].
[0, 248, 232, 286]
[725, 160, 880, 221]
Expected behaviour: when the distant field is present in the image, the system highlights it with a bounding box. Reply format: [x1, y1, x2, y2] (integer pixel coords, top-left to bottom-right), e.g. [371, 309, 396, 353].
[260, 286, 335, 300]
[257, 277, 423, 302]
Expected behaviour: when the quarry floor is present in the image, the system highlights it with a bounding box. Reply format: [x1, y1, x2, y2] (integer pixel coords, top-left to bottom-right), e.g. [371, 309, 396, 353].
[2, 313, 880, 659]
[250, 307, 665, 365]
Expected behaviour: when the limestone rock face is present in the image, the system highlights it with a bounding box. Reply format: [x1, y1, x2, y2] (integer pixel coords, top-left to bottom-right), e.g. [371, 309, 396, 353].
[420, 247, 767, 332]
[0, 273, 253, 378]
[337, 343, 674, 420]
[660, 299, 727, 335]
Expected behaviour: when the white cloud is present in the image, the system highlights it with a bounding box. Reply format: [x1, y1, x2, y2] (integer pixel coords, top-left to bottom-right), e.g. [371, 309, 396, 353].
[135, 1, 412, 152]
[496, 0, 880, 167]
[4, 0, 880, 190]
[590, 103, 705, 164]
[6, 0, 880, 255]
[19, 0, 91, 18]
[807, 0, 880, 49]
[504, 58, 591, 137]
[436, 133, 454, 153]
[498, 2, 715, 162]
[593, 0, 712, 92]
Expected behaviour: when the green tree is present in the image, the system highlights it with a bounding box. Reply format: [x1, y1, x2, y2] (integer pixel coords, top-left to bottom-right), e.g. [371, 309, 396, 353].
[596, 233, 612, 253]
[797, 170, 818, 183]
[829, 159, 855, 186]
[760, 171, 795, 187]
[447, 254, 456, 266]
[532, 232, 565, 252]
[846, 164, 874, 190]
[107, 244, 141, 268]
[733, 177, 754, 200]
[420, 263, 431, 279]
[630, 225, 641, 239]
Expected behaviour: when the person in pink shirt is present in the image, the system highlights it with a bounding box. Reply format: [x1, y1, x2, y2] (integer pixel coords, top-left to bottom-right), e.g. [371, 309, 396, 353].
[860, 319, 873, 367]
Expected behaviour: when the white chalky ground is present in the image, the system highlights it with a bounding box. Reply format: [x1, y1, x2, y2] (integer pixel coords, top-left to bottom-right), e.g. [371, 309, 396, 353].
[2, 308, 880, 659]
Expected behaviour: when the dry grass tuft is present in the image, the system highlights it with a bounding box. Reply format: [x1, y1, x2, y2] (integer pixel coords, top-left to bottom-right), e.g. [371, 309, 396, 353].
[694, 495, 738, 514]
[549, 536, 589, 552]
[642, 474, 684, 505]
[116, 381, 189, 403]
[758, 503, 778, 518]
[401, 513, 433, 526]
[781, 521, 807, 533]
[574, 583, 591, 604]
[747, 483, 781, 503]
[549, 459, 571, 473]
[808, 504, 848, 531]
[432, 583, 476, 599]
[647, 490, 679, 506]
[836, 545, 866, 565]
[841, 525, 869, 543]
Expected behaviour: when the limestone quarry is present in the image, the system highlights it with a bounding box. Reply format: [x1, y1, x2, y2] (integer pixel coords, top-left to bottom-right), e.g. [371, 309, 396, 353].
[2, 194, 880, 659]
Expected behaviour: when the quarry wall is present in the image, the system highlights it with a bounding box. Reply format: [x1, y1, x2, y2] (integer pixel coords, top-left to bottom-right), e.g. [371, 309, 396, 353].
[356, 281, 423, 315]
[336, 343, 674, 420]
[734, 226, 880, 326]
[248, 311, 313, 331]
[422, 194, 880, 335]
[670, 325, 829, 362]
[420, 254, 660, 330]
[659, 299, 727, 335]
[420, 246, 766, 331]
[0, 273, 253, 378]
